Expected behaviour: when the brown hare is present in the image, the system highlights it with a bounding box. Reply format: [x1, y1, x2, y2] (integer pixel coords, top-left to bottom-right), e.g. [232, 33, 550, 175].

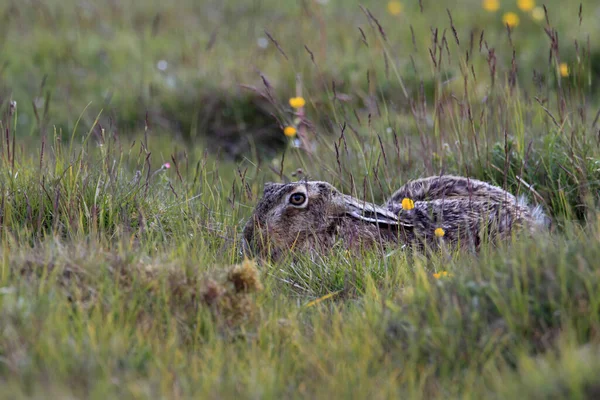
[242, 175, 549, 262]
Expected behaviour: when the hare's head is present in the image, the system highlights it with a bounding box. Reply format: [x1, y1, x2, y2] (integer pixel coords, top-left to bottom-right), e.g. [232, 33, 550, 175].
[242, 181, 402, 261]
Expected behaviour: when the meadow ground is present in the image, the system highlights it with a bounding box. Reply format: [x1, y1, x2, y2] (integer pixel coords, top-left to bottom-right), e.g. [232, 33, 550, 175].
[1, 0, 600, 398]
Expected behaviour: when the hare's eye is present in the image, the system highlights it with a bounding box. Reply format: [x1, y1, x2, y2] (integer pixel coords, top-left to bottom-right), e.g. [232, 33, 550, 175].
[289, 193, 307, 206]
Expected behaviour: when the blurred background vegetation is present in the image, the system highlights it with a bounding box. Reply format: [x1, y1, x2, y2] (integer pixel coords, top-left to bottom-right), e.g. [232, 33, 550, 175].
[2, 0, 599, 159]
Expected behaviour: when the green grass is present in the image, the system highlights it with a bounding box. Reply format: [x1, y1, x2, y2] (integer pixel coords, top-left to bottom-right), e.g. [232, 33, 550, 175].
[1, 0, 600, 398]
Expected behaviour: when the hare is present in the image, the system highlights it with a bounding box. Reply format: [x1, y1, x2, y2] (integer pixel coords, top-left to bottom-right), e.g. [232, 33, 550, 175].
[241, 175, 549, 262]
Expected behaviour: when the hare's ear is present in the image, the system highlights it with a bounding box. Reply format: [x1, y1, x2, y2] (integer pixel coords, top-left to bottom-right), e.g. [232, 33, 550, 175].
[343, 196, 412, 228]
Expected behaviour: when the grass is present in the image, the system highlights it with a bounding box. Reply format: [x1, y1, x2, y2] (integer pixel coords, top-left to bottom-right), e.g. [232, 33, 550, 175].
[1, 0, 600, 398]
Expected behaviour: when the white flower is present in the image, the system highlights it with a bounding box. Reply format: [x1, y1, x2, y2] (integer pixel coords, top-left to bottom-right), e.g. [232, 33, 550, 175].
[257, 37, 269, 49]
[157, 60, 168, 71]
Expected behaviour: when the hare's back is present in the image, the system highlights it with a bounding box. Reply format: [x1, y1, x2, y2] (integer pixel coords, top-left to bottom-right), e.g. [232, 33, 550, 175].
[387, 175, 517, 205]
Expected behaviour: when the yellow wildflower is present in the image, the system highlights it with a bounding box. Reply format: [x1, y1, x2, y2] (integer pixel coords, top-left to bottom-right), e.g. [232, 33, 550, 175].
[289, 97, 306, 108]
[387, 1, 403, 15]
[482, 0, 500, 12]
[559, 63, 569, 77]
[433, 271, 450, 279]
[517, 0, 535, 11]
[531, 6, 545, 21]
[502, 12, 520, 27]
[434, 227, 445, 237]
[283, 126, 297, 137]
[401, 198, 415, 210]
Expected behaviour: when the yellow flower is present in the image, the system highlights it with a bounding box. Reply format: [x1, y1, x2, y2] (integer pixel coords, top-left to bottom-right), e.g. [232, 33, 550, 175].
[434, 227, 445, 237]
[531, 6, 545, 21]
[517, 0, 535, 11]
[284, 126, 297, 137]
[482, 0, 500, 12]
[401, 198, 415, 210]
[502, 12, 520, 27]
[289, 97, 306, 108]
[559, 63, 569, 77]
[433, 271, 450, 279]
[387, 1, 403, 15]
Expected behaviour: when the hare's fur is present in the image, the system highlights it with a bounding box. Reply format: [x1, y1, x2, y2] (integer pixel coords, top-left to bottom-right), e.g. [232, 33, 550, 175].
[242, 175, 549, 261]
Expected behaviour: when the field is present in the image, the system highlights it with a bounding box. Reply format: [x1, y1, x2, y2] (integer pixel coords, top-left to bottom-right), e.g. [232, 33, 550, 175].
[1, 0, 600, 398]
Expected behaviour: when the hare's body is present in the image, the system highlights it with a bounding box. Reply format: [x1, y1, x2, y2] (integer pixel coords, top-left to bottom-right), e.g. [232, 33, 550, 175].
[394, 198, 533, 248]
[386, 175, 517, 204]
[242, 176, 549, 261]
[386, 175, 549, 238]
